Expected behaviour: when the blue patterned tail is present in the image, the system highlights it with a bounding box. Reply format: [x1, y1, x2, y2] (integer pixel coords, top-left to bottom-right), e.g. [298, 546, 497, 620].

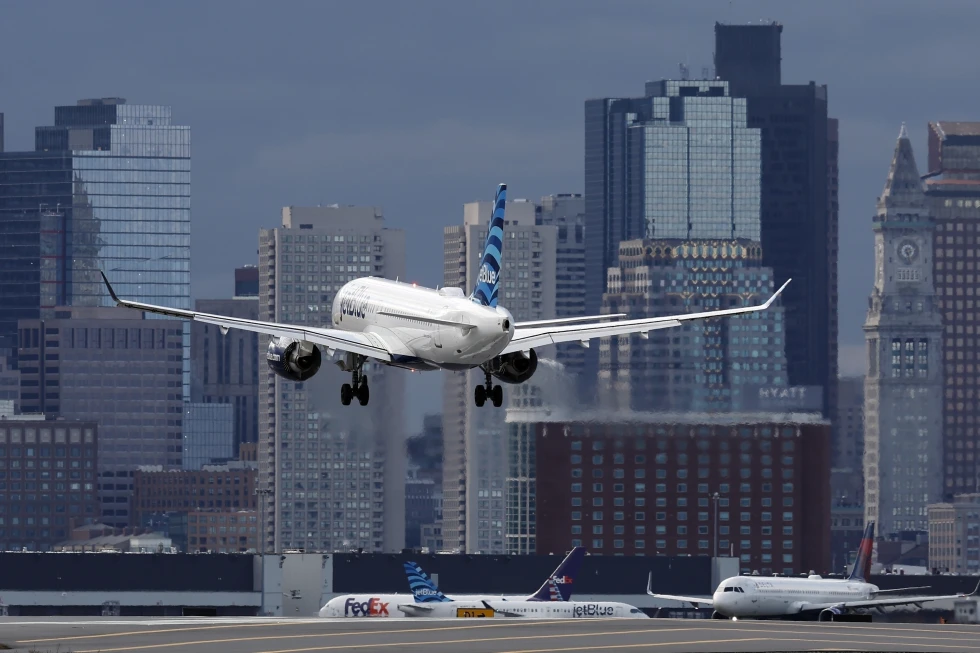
[471, 183, 506, 308]
[527, 546, 586, 602]
[404, 561, 452, 603]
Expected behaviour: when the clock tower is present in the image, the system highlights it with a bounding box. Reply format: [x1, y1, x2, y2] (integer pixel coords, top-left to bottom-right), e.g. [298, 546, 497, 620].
[863, 124, 943, 537]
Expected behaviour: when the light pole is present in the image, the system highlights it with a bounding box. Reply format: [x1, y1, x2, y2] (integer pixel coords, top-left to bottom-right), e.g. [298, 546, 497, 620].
[711, 491, 720, 558]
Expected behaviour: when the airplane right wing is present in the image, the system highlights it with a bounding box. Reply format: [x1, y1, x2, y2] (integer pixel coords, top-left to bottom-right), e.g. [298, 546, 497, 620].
[804, 578, 980, 613]
[100, 271, 393, 362]
[501, 279, 790, 355]
[397, 603, 436, 616]
[646, 572, 714, 608]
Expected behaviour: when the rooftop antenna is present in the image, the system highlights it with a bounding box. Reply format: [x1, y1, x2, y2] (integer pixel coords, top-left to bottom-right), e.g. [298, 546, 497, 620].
[679, 63, 689, 80]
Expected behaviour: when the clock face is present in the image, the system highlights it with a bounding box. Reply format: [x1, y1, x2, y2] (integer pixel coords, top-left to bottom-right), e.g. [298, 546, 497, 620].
[897, 239, 919, 264]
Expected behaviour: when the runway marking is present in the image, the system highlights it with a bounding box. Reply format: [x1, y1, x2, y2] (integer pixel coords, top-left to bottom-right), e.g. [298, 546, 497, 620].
[70, 627, 701, 653]
[763, 636, 980, 651]
[19, 618, 595, 645]
[495, 639, 775, 653]
[247, 635, 769, 653]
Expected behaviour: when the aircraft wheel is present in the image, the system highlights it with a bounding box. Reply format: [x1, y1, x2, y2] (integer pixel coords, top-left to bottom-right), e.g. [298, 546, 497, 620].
[491, 384, 503, 407]
[475, 384, 486, 407]
[357, 382, 370, 406]
[341, 383, 353, 406]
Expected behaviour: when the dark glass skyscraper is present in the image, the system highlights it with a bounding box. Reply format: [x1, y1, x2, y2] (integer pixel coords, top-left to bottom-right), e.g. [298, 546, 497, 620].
[0, 98, 191, 395]
[714, 23, 838, 420]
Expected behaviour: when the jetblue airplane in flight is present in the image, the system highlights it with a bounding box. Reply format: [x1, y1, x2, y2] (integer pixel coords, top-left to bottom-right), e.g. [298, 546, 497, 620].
[100, 183, 789, 407]
[318, 546, 586, 618]
[649, 521, 980, 621]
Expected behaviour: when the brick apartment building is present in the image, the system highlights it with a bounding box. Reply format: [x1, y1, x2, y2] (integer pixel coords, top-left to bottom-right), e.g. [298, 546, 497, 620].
[532, 412, 831, 575]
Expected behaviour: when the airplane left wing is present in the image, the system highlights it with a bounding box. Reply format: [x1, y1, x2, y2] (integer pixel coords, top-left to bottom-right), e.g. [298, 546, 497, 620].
[397, 603, 436, 616]
[501, 279, 790, 355]
[804, 579, 980, 613]
[99, 271, 393, 362]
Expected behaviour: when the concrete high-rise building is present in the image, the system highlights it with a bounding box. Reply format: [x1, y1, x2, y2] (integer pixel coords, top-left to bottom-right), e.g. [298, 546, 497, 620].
[863, 126, 944, 536]
[190, 294, 260, 452]
[17, 306, 184, 527]
[928, 493, 980, 574]
[441, 197, 560, 553]
[0, 98, 191, 394]
[714, 24, 838, 422]
[923, 121, 980, 496]
[258, 205, 405, 553]
[599, 239, 788, 413]
[537, 194, 587, 377]
[833, 376, 865, 505]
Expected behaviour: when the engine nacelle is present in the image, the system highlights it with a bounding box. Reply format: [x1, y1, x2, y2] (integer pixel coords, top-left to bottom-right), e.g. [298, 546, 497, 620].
[266, 337, 322, 382]
[486, 349, 537, 384]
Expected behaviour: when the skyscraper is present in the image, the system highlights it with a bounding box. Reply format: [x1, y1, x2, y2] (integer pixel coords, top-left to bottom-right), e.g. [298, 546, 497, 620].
[923, 121, 980, 495]
[0, 98, 191, 394]
[17, 305, 184, 527]
[714, 23, 837, 422]
[191, 275, 260, 453]
[863, 127, 943, 536]
[441, 197, 560, 553]
[258, 205, 406, 553]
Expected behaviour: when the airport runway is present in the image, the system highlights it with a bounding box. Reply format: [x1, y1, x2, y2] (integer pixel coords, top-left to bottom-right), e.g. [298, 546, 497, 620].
[2, 616, 980, 653]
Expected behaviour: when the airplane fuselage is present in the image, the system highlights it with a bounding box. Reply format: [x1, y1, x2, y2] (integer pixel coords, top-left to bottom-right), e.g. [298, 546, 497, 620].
[319, 593, 539, 618]
[330, 277, 515, 371]
[401, 599, 648, 619]
[711, 576, 878, 618]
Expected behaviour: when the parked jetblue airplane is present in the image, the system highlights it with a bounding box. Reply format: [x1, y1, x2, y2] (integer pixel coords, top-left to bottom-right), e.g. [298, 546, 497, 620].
[100, 183, 789, 407]
[318, 546, 586, 618]
[394, 558, 646, 619]
[649, 521, 980, 621]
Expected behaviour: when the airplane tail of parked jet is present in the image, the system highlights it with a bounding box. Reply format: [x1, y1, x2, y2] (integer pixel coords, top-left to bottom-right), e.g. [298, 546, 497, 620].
[527, 546, 587, 602]
[470, 183, 506, 308]
[846, 520, 875, 582]
[404, 561, 453, 603]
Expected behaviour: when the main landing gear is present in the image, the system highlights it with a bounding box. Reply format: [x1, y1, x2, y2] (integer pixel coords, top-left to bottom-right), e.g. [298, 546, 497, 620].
[338, 354, 369, 406]
[474, 368, 503, 408]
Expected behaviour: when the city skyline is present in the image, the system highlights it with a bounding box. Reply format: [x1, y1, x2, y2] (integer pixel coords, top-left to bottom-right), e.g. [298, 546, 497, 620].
[3, 3, 978, 434]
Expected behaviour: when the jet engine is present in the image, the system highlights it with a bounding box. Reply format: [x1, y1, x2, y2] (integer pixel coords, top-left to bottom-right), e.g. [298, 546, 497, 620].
[266, 337, 322, 381]
[486, 349, 537, 384]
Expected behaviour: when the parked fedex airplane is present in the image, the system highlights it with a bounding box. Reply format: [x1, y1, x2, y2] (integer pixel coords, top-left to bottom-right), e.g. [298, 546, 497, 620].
[393, 560, 648, 619]
[99, 183, 789, 408]
[648, 521, 980, 621]
[318, 546, 586, 618]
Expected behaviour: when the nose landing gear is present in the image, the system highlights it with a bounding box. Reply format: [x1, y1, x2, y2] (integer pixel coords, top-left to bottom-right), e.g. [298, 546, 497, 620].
[474, 368, 503, 408]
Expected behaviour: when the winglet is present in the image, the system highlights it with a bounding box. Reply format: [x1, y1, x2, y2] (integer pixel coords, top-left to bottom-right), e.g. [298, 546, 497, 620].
[762, 278, 791, 310]
[100, 270, 121, 305]
[970, 578, 980, 596]
[646, 571, 653, 595]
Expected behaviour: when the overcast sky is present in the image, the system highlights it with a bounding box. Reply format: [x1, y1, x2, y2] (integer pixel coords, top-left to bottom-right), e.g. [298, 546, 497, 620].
[3, 0, 979, 431]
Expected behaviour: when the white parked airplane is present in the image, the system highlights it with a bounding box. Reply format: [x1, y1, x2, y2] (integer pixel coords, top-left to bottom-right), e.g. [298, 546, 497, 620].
[387, 559, 647, 619]
[318, 547, 586, 618]
[648, 521, 980, 621]
[99, 183, 790, 407]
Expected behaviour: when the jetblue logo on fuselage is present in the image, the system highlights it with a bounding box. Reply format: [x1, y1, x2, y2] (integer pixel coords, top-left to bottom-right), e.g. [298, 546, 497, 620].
[478, 263, 497, 286]
[573, 604, 614, 617]
[339, 288, 370, 320]
[344, 597, 389, 616]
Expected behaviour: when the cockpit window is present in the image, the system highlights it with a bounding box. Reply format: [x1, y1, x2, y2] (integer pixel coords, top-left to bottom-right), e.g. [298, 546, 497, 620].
[630, 608, 642, 614]
[724, 587, 734, 592]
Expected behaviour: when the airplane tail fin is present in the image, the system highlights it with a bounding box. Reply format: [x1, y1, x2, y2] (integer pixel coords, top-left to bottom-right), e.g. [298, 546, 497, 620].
[404, 561, 452, 603]
[470, 183, 506, 308]
[847, 521, 875, 582]
[527, 546, 586, 602]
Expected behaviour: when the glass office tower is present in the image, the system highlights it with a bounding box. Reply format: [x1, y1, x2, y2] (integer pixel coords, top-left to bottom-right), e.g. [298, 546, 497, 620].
[34, 98, 191, 397]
